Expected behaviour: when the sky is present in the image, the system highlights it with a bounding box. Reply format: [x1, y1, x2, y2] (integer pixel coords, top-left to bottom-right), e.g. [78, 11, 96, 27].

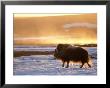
[14, 13, 97, 45]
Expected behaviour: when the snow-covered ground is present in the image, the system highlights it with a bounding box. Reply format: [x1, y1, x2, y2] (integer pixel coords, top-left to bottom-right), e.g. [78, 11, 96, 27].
[14, 46, 56, 51]
[13, 46, 97, 75]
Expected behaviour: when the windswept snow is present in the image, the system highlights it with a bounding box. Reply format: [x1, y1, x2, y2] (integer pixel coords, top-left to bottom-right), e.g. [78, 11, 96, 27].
[13, 47, 97, 75]
[14, 46, 56, 51]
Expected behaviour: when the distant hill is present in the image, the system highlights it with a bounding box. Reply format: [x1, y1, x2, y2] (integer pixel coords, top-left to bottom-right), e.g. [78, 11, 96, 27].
[14, 44, 97, 47]
[74, 44, 97, 47]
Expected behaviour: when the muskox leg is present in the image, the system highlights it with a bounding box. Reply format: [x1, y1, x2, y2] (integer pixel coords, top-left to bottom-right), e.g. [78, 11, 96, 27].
[62, 61, 65, 67]
[87, 62, 91, 68]
[80, 62, 85, 68]
[66, 61, 69, 68]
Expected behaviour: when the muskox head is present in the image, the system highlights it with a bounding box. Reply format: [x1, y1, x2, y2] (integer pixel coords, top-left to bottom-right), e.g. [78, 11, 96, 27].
[54, 44, 72, 59]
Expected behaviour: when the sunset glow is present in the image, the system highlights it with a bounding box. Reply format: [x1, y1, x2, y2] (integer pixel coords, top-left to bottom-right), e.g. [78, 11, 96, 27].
[14, 13, 97, 45]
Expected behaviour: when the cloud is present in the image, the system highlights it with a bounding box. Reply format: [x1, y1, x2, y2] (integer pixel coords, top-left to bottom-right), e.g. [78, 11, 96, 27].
[14, 35, 78, 41]
[14, 36, 55, 40]
[63, 22, 97, 29]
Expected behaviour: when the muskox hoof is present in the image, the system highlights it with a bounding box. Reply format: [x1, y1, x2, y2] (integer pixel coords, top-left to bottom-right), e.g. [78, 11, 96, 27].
[65, 66, 69, 68]
[80, 66, 83, 68]
[88, 64, 91, 68]
[62, 63, 65, 67]
[62, 65, 64, 67]
[87, 62, 91, 68]
[80, 63, 84, 68]
[65, 65, 69, 68]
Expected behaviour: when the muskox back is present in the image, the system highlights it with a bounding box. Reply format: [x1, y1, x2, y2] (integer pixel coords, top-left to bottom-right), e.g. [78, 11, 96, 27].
[63, 47, 88, 62]
[54, 44, 91, 68]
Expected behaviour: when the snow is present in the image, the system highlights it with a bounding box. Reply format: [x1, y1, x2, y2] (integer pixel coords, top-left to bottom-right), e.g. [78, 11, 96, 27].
[14, 46, 56, 51]
[13, 47, 97, 75]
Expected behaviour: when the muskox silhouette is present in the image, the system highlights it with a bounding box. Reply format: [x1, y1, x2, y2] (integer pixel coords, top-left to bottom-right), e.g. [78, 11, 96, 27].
[54, 44, 91, 68]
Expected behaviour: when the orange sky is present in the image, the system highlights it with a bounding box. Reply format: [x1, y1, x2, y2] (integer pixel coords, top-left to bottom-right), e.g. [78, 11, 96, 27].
[14, 13, 97, 45]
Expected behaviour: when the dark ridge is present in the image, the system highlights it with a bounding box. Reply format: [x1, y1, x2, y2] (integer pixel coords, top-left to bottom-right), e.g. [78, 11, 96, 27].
[74, 44, 97, 47]
[14, 51, 55, 57]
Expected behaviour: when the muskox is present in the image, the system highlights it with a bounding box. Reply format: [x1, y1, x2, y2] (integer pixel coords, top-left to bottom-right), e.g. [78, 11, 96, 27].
[54, 44, 91, 68]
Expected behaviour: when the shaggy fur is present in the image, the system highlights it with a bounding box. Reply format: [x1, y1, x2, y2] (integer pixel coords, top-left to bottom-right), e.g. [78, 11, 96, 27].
[54, 44, 91, 68]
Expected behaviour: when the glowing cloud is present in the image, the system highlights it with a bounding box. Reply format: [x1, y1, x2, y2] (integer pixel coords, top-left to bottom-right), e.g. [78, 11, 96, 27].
[14, 35, 78, 40]
[63, 22, 97, 29]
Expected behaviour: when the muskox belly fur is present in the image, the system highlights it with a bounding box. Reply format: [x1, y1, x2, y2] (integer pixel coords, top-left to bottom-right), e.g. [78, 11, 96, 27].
[54, 44, 91, 68]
